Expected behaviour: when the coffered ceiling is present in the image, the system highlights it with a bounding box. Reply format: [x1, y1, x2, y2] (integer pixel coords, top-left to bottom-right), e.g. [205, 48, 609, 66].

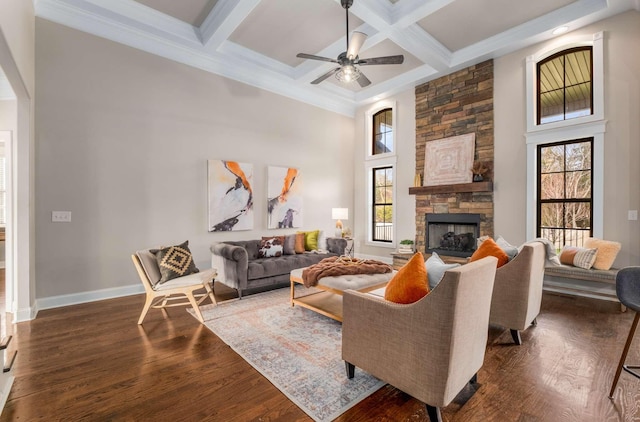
[32, 0, 640, 116]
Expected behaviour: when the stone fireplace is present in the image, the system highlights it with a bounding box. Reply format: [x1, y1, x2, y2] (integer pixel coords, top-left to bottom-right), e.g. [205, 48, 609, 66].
[410, 60, 495, 257]
[426, 213, 481, 258]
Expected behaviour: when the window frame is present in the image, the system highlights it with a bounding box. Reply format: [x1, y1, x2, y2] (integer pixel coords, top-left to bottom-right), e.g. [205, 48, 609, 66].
[365, 101, 397, 248]
[525, 32, 606, 241]
[536, 138, 594, 249]
[372, 108, 394, 155]
[371, 165, 393, 243]
[536, 46, 593, 125]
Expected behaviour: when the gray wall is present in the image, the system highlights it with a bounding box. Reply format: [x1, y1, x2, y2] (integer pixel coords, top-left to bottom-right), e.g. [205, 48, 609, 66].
[35, 19, 355, 299]
[494, 10, 640, 267]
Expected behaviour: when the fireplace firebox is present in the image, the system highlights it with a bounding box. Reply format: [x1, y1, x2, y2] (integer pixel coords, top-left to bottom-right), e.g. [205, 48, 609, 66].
[425, 213, 481, 258]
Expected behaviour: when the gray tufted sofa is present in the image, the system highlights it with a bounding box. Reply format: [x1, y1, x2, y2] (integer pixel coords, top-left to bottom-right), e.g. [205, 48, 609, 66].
[211, 237, 347, 298]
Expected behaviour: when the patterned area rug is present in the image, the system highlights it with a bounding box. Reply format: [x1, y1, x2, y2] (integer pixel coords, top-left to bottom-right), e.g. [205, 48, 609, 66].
[190, 288, 385, 422]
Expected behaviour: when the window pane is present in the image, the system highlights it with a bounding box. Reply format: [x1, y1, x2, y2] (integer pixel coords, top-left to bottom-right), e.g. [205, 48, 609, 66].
[374, 134, 384, 155]
[540, 145, 564, 173]
[540, 203, 563, 229]
[565, 170, 591, 199]
[565, 142, 591, 170]
[564, 202, 591, 229]
[540, 173, 564, 200]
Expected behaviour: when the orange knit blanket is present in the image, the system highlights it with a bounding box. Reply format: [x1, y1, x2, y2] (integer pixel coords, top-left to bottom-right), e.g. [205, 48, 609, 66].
[301, 256, 393, 288]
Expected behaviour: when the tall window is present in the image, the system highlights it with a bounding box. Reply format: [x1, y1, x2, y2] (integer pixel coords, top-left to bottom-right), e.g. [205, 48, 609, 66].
[372, 108, 393, 155]
[372, 166, 393, 242]
[537, 138, 593, 250]
[537, 47, 592, 124]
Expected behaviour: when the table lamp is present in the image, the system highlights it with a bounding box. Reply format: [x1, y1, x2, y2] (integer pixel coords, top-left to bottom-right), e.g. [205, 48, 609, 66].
[331, 208, 348, 238]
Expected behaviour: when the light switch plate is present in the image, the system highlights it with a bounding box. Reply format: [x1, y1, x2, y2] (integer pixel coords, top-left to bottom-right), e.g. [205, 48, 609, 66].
[52, 211, 72, 222]
[628, 210, 638, 221]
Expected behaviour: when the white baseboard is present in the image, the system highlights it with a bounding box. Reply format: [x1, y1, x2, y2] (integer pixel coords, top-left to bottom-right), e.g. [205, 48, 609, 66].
[35, 284, 144, 313]
[354, 253, 393, 265]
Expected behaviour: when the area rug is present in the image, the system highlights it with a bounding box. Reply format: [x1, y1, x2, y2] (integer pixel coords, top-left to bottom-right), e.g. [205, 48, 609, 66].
[189, 288, 385, 422]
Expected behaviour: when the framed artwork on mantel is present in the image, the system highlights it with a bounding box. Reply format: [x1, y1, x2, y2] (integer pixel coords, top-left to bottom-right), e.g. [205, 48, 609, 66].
[423, 133, 475, 186]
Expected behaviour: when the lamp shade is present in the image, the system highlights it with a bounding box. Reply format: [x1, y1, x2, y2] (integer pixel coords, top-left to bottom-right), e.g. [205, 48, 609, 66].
[331, 208, 349, 220]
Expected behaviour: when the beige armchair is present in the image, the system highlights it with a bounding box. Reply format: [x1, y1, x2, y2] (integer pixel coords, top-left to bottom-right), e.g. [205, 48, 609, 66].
[342, 256, 498, 422]
[489, 242, 546, 345]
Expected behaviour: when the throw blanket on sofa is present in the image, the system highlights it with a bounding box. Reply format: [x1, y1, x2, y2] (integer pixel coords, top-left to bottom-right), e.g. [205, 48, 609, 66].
[302, 256, 393, 288]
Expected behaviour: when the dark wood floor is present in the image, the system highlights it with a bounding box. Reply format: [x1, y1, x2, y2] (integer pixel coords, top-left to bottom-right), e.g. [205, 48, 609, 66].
[1, 284, 639, 421]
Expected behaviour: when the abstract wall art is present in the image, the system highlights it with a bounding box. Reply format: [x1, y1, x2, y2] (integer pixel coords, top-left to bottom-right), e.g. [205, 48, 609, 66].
[208, 160, 254, 231]
[267, 166, 302, 229]
[423, 133, 476, 186]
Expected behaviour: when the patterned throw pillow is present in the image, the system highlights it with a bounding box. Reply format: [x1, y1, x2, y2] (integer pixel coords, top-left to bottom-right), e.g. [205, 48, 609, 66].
[560, 246, 598, 269]
[154, 240, 199, 284]
[259, 236, 285, 258]
[470, 237, 509, 268]
[385, 252, 429, 304]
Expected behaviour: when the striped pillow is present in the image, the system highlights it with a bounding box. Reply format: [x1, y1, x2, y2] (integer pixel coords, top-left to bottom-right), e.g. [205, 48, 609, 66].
[560, 246, 598, 269]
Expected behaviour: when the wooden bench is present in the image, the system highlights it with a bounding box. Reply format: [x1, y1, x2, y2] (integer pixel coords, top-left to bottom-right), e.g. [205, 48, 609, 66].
[544, 264, 624, 310]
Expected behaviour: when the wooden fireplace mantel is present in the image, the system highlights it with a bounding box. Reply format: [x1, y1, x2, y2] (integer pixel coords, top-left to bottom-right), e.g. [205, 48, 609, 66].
[409, 181, 493, 195]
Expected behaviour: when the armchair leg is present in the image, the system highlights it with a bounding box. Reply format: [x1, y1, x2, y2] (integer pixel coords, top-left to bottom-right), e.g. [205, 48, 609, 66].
[138, 295, 154, 325]
[470, 373, 478, 384]
[426, 405, 442, 422]
[531, 318, 538, 326]
[510, 329, 522, 345]
[186, 292, 205, 323]
[345, 362, 355, 379]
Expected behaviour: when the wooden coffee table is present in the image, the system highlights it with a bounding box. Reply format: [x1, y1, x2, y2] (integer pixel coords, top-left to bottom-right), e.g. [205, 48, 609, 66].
[290, 267, 395, 322]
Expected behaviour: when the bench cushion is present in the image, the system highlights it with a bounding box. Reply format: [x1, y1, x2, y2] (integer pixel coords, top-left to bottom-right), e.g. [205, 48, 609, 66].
[545, 264, 618, 284]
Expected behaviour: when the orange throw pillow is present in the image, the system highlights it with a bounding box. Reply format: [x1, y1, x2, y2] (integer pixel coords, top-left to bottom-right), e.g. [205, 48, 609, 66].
[384, 252, 429, 304]
[470, 237, 509, 268]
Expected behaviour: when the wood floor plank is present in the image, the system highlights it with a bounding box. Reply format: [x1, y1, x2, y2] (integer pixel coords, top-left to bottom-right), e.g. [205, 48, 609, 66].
[1, 287, 640, 421]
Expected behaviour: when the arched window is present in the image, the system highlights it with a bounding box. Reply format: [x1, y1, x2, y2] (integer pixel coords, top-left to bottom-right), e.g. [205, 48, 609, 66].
[537, 47, 592, 125]
[372, 108, 393, 155]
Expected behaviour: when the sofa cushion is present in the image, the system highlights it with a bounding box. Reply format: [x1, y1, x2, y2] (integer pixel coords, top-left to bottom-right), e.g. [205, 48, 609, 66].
[247, 252, 338, 280]
[583, 237, 621, 270]
[154, 240, 199, 284]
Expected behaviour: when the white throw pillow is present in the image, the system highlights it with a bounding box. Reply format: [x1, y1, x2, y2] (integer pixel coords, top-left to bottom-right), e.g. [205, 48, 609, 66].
[425, 252, 461, 290]
[496, 236, 519, 260]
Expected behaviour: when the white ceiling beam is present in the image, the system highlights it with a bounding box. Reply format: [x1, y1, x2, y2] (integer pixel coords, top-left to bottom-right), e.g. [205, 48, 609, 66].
[199, 0, 261, 50]
[386, 25, 451, 71]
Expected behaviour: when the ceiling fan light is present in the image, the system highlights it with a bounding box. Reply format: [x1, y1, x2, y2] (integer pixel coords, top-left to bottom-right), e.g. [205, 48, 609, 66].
[336, 65, 361, 83]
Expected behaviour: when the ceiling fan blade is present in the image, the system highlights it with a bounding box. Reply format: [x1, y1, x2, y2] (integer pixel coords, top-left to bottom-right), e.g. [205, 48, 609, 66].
[311, 67, 341, 84]
[357, 71, 371, 88]
[346, 31, 367, 60]
[356, 55, 404, 65]
[297, 53, 339, 64]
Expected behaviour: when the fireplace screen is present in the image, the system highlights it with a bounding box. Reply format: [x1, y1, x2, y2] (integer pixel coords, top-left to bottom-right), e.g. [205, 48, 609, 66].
[425, 213, 481, 258]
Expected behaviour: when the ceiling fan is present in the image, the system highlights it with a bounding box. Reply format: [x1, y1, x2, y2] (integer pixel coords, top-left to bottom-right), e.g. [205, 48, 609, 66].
[296, 0, 404, 87]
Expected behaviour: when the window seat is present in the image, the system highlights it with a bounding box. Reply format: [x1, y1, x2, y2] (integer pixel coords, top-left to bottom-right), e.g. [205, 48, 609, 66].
[544, 264, 623, 309]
